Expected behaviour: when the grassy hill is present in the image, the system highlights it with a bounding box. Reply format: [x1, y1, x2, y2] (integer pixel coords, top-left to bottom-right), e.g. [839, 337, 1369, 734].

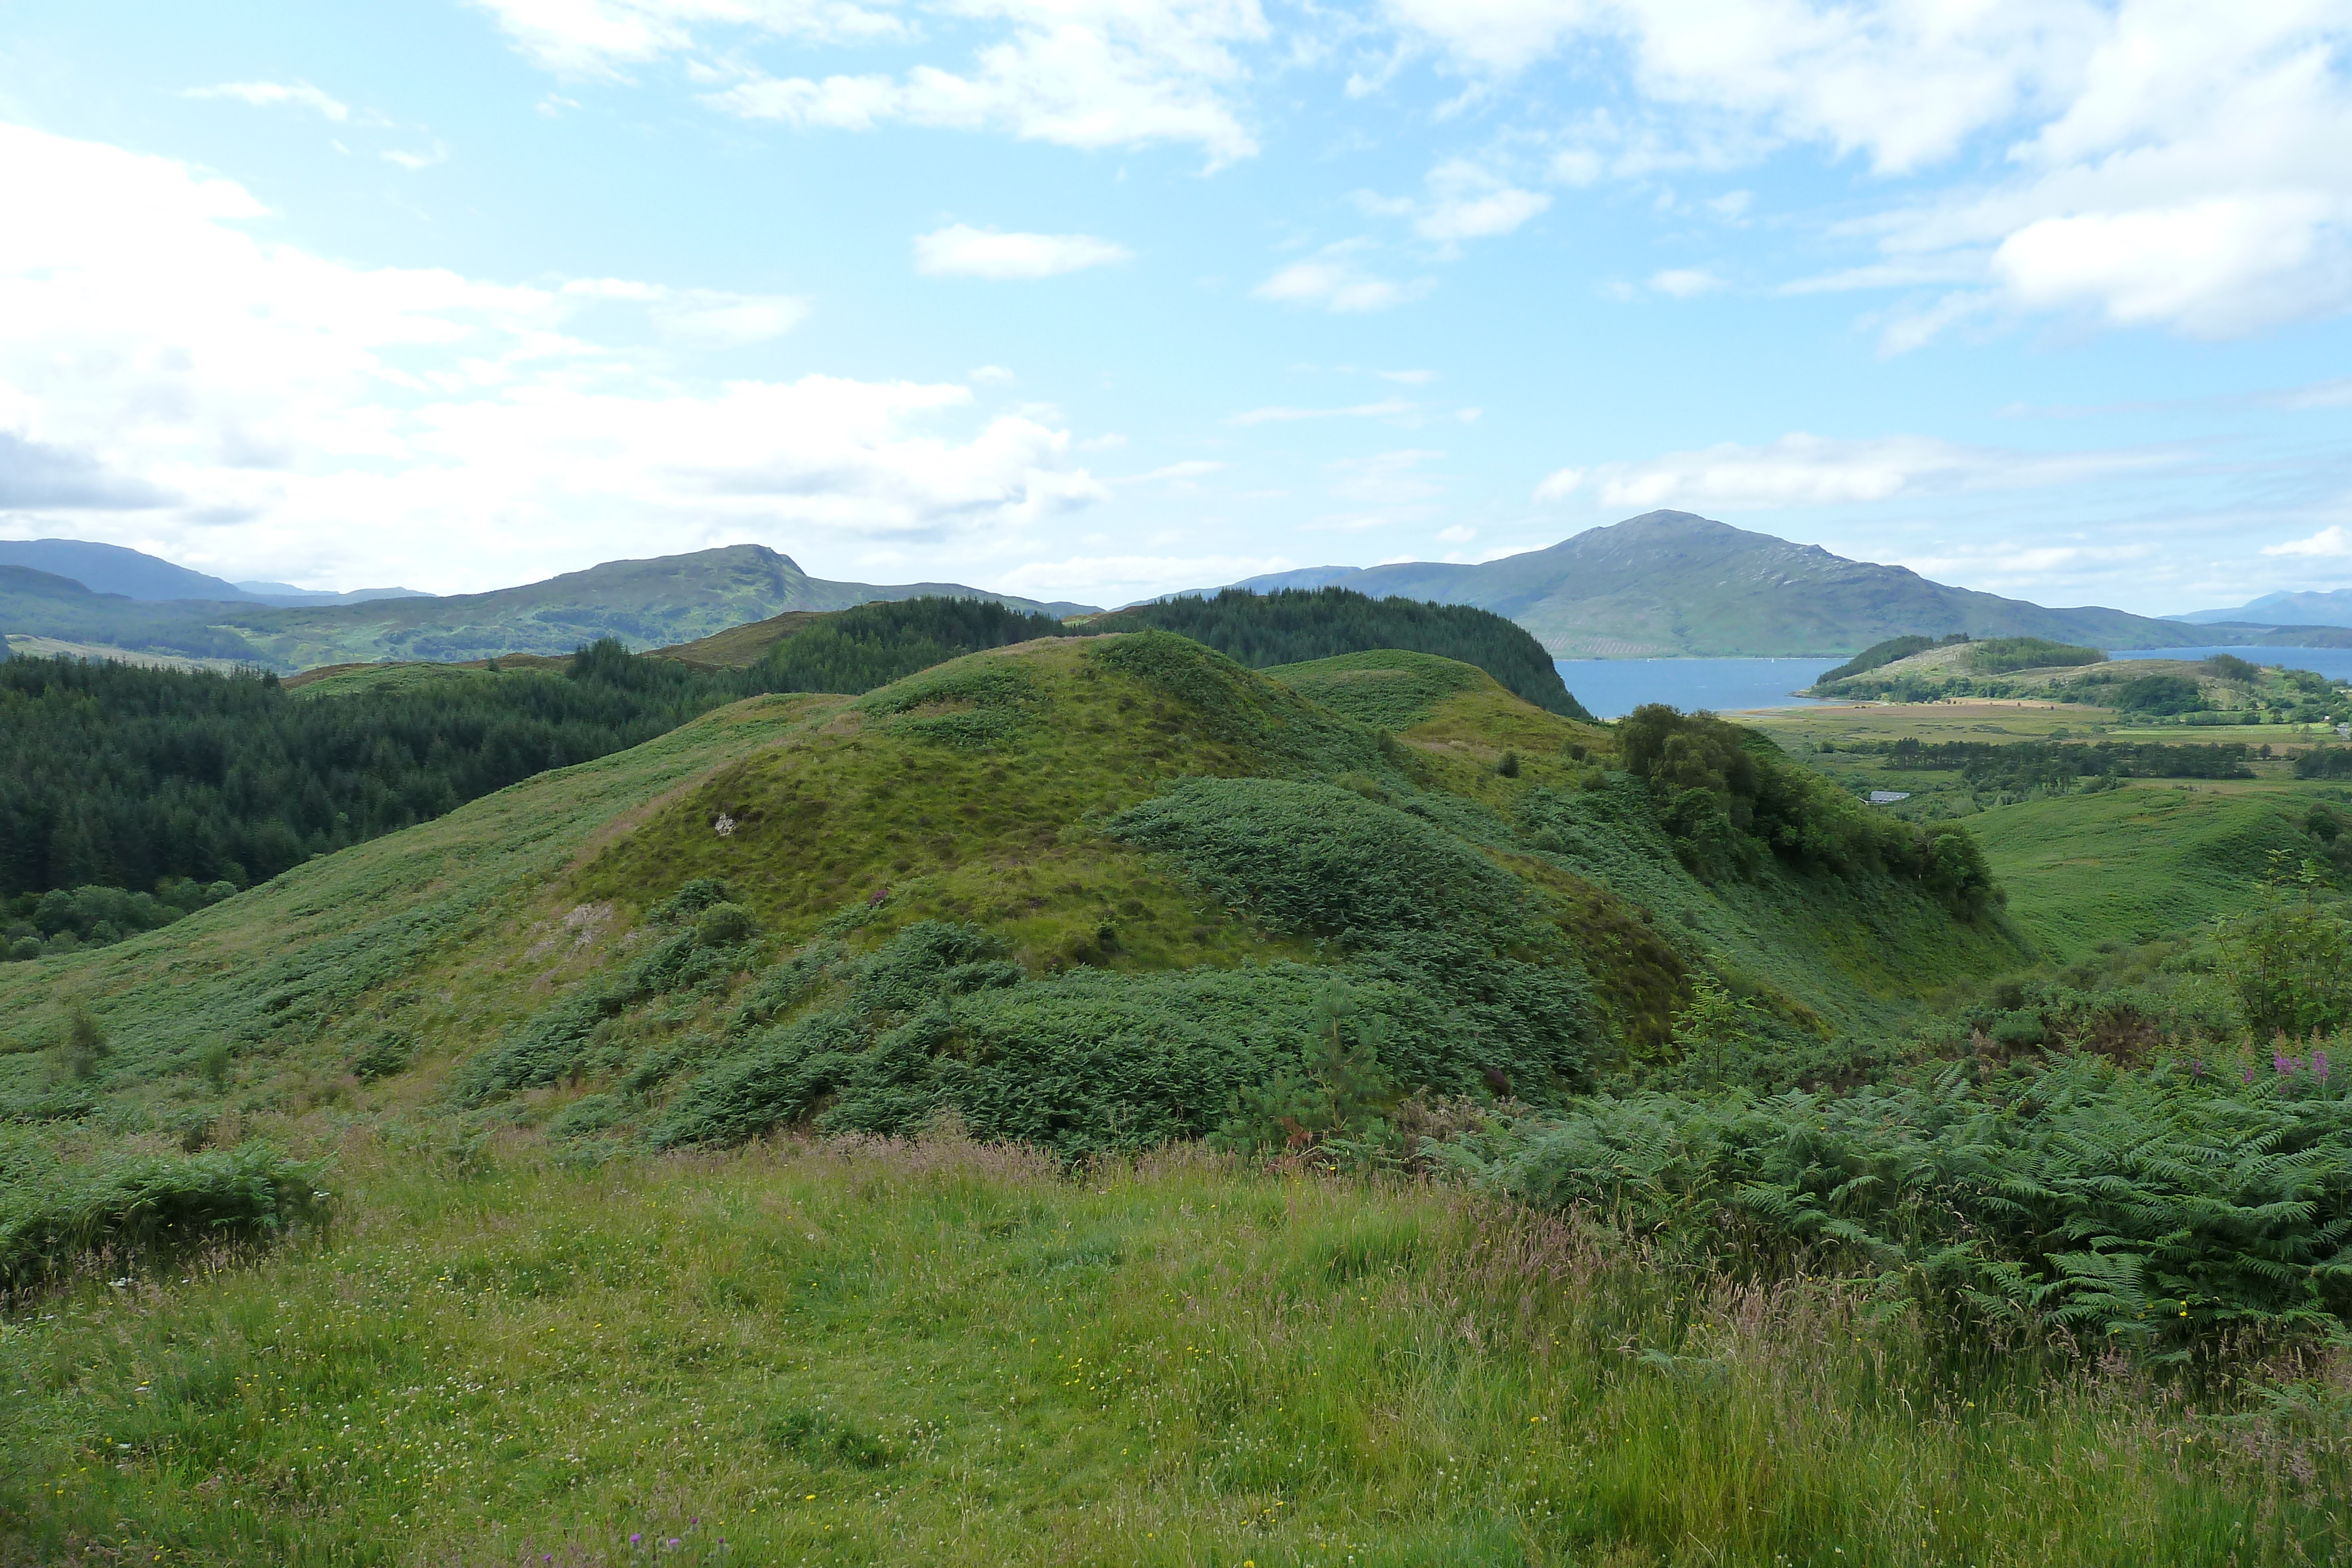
[8, 640, 2350, 1562]
[1230, 511, 2209, 657]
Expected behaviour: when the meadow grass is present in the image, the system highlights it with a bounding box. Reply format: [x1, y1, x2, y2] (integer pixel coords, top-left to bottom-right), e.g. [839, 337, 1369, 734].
[5, 1131, 2344, 1567]
[1965, 782, 2334, 960]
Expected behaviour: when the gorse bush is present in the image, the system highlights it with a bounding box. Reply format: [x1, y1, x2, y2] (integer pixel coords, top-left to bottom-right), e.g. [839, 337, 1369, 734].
[1453, 1054, 2352, 1348]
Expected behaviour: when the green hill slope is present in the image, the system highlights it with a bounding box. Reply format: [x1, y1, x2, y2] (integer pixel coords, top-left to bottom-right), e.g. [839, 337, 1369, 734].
[1234, 511, 2207, 657]
[0, 638, 2019, 1166]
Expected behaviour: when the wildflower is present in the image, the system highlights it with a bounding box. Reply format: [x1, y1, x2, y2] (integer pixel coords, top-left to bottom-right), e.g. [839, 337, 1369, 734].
[630, 1534, 642, 1546]
[2189, 1059, 2204, 1077]
[2317, 1051, 2332, 1081]
[2276, 1054, 2294, 1075]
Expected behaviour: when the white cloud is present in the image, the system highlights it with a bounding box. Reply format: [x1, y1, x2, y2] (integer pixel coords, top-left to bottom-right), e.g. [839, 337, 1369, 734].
[2264, 525, 2352, 559]
[679, 0, 1267, 165]
[0, 122, 1105, 593]
[1377, 367, 1434, 384]
[381, 142, 451, 171]
[1225, 399, 1416, 426]
[1534, 432, 2184, 511]
[1356, 159, 1551, 246]
[913, 225, 1133, 280]
[1252, 245, 1431, 312]
[1384, 1, 2352, 342]
[1649, 266, 1722, 297]
[186, 81, 352, 121]
[1437, 523, 1476, 543]
[649, 287, 811, 345]
[471, 0, 909, 76]
[970, 364, 1017, 384]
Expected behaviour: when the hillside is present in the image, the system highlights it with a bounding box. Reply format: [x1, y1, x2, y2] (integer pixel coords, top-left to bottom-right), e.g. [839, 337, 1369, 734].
[0, 545, 1097, 671]
[10, 638, 2352, 1562]
[1223, 511, 2209, 657]
[0, 566, 259, 660]
[1810, 641, 2352, 721]
[0, 538, 426, 606]
[0, 638, 2018, 1136]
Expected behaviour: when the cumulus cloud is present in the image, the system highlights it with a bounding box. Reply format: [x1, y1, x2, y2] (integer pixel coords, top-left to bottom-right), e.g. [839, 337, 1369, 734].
[1534, 432, 2184, 511]
[2264, 525, 2352, 559]
[1649, 266, 1722, 297]
[913, 225, 1133, 279]
[1382, 1, 2352, 342]
[671, 0, 1266, 164]
[1355, 158, 1551, 247]
[1252, 245, 1431, 312]
[0, 122, 1106, 591]
[185, 81, 352, 121]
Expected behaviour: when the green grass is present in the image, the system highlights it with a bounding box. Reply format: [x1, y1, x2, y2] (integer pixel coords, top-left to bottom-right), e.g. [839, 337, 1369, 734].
[1967, 782, 2328, 960]
[5, 1131, 2343, 1567]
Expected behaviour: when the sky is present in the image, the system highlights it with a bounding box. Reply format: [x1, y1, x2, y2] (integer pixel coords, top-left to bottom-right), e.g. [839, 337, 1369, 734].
[0, 1, 2347, 617]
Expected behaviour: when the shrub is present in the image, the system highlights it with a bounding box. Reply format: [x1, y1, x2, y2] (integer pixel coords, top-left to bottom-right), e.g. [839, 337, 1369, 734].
[1451, 1055, 2352, 1346]
[61, 1008, 109, 1082]
[0, 1142, 329, 1290]
[2116, 673, 2204, 715]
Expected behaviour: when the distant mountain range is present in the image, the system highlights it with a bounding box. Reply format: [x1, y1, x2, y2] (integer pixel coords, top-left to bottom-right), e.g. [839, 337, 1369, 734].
[0, 542, 1095, 671]
[0, 539, 427, 607]
[1181, 511, 2225, 658]
[2177, 589, 2352, 627]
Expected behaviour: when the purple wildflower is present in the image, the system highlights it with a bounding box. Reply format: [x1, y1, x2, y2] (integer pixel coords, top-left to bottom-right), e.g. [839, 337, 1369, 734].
[630, 1534, 642, 1547]
[2244, 1066, 2257, 1084]
[2190, 1059, 2205, 1077]
[2277, 1053, 2294, 1074]
[2317, 1050, 2332, 1081]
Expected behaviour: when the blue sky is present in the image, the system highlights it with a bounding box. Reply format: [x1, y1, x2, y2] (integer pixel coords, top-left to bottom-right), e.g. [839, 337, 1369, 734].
[0, 0, 2347, 615]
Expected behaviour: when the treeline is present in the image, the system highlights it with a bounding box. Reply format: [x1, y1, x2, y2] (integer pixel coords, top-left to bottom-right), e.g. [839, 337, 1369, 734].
[1878, 738, 2256, 791]
[0, 642, 747, 915]
[757, 597, 1065, 694]
[1092, 588, 1593, 720]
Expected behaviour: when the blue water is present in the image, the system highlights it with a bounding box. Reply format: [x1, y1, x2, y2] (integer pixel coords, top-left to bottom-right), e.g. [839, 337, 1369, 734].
[1555, 645, 2352, 721]
[1554, 658, 1836, 720]
[2112, 646, 2352, 681]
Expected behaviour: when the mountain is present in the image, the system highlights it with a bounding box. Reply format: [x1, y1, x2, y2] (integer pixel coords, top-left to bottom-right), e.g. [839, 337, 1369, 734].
[1, 544, 1098, 671]
[1208, 511, 2210, 658]
[2178, 590, 2352, 627]
[234, 581, 435, 607]
[0, 539, 258, 602]
[0, 566, 259, 661]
